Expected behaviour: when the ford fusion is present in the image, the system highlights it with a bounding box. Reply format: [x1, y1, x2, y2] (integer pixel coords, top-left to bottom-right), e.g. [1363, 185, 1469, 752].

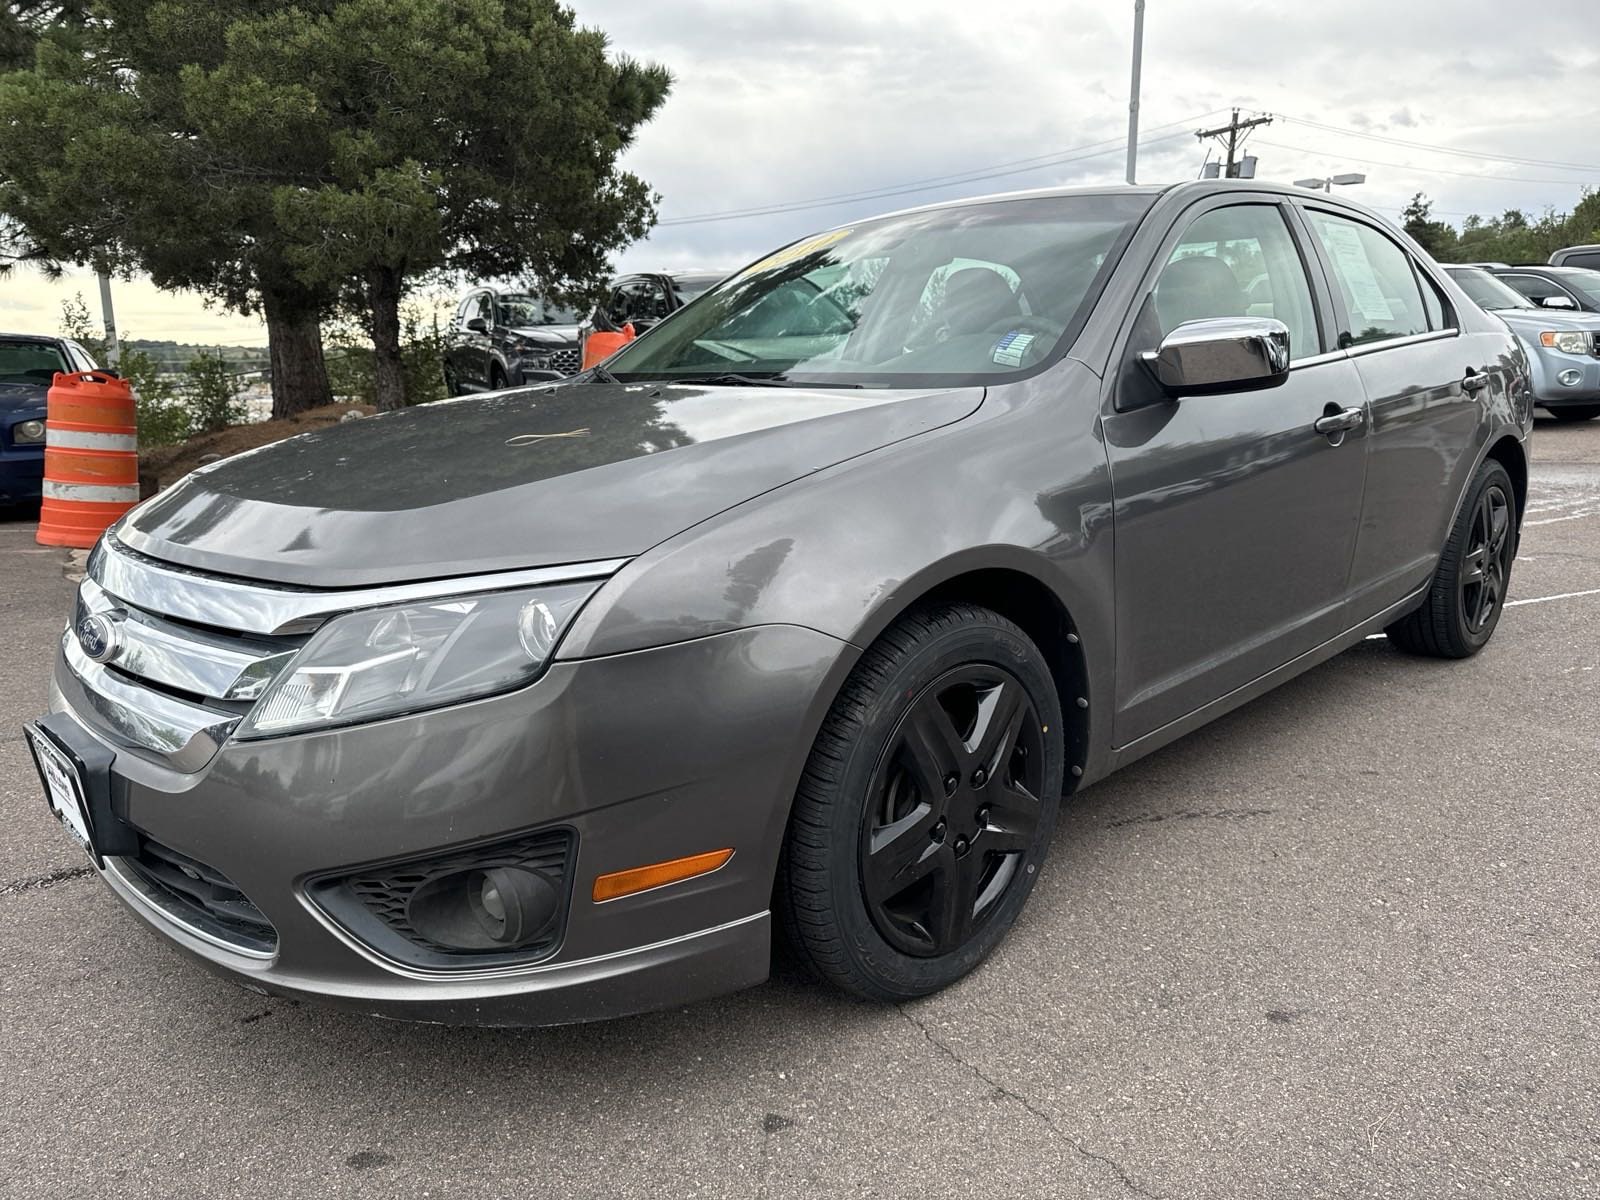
[28, 181, 1531, 1025]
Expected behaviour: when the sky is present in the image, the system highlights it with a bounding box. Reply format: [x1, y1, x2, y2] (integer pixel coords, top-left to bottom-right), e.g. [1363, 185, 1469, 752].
[3, 0, 1597, 347]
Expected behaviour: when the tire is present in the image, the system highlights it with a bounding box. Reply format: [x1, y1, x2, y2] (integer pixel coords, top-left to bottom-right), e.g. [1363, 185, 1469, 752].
[489, 365, 507, 392]
[1385, 460, 1517, 658]
[777, 603, 1065, 1001]
[1550, 405, 1600, 423]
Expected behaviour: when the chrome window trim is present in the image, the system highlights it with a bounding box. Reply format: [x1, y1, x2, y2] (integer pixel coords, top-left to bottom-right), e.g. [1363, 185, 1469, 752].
[95, 535, 629, 636]
[58, 632, 239, 772]
[1345, 328, 1459, 359]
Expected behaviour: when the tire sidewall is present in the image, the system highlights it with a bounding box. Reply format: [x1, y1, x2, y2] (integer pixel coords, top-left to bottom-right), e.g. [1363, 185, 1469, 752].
[819, 614, 1065, 998]
[1442, 461, 1515, 652]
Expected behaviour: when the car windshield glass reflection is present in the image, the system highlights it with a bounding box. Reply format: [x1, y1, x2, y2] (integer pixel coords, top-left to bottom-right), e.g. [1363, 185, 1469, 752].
[605, 194, 1153, 387]
[495, 294, 580, 327]
[1450, 269, 1535, 311]
[0, 340, 68, 385]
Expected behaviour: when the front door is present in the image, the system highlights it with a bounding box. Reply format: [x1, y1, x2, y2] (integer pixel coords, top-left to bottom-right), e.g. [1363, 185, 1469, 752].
[1104, 199, 1370, 746]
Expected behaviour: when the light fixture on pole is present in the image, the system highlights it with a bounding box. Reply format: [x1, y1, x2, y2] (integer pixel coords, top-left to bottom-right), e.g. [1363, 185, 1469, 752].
[1294, 173, 1367, 194]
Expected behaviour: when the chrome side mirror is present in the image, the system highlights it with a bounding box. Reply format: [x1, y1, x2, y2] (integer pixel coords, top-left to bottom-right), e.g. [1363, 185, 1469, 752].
[1139, 317, 1291, 396]
[1538, 295, 1579, 311]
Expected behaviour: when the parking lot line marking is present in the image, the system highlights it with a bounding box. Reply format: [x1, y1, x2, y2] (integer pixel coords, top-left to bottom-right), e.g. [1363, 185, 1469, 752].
[1506, 587, 1600, 609]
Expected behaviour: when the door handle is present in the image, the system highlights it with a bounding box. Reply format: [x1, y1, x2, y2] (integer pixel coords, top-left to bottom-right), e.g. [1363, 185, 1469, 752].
[1313, 406, 1365, 436]
[1461, 371, 1489, 393]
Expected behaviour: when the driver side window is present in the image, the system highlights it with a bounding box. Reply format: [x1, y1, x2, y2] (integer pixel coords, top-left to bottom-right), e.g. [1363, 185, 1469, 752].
[1154, 205, 1320, 362]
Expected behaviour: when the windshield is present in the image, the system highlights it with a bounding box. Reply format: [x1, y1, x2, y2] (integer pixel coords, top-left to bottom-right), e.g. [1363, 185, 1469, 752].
[495, 294, 580, 327]
[606, 193, 1153, 387]
[0, 339, 67, 385]
[1449, 269, 1534, 311]
[1556, 269, 1600, 305]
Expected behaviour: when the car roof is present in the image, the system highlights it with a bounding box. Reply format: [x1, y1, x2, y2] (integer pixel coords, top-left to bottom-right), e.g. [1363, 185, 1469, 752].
[818, 178, 1402, 233]
[0, 331, 67, 344]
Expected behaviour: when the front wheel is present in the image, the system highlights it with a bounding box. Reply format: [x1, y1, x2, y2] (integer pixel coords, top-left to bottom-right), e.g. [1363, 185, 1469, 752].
[777, 603, 1064, 1001]
[1386, 459, 1517, 658]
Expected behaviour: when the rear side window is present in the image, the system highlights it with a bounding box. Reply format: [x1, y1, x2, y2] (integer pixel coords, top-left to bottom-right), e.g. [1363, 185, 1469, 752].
[1152, 204, 1321, 361]
[1557, 250, 1600, 271]
[1500, 273, 1571, 305]
[1417, 269, 1452, 331]
[1304, 211, 1431, 346]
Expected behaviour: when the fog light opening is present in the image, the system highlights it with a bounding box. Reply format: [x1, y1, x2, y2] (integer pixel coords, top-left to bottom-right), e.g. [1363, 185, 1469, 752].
[407, 865, 559, 951]
[1557, 368, 1582, 387]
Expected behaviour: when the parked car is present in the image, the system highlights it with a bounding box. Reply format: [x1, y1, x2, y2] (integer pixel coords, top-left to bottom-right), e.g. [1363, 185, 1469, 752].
[442, 286, 584, 393]
[28, 181, 1530, 1026]
[1548, 244, 1600, 272]
[1491, 265, 1600, 315]
[578, 269, 729, 364]
[0, 332, 100, 506]
[1446, 266, 1600, 422]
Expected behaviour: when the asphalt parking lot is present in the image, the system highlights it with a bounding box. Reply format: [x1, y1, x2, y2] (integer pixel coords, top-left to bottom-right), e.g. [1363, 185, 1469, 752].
[2, 417, 1598, 1200]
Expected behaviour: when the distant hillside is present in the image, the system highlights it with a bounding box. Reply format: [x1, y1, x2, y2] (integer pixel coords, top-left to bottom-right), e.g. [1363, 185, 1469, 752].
[123, 340, 270, 374]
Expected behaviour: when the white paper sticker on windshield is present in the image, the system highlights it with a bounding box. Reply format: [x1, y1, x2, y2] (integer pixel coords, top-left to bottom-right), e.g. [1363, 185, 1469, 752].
[1318, 221, 1395, 322]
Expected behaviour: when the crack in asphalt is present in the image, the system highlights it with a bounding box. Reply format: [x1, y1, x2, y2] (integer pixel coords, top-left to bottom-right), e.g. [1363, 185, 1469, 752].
[0, 864, 94, 897]
[1106, 806, 1276, 829]
[896, 1006, 1165, 1199]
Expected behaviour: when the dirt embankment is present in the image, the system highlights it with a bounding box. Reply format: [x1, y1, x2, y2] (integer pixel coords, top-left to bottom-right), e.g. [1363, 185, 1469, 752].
[139, 402, 375, 493]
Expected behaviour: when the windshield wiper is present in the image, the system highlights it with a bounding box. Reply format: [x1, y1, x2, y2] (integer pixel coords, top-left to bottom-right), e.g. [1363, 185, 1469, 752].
[586, 363, 621, 385]
[661, 372, 796, 387]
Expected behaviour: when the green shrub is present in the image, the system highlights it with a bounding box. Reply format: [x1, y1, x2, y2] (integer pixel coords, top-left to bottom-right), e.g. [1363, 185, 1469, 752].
[183, 349, 244, 433]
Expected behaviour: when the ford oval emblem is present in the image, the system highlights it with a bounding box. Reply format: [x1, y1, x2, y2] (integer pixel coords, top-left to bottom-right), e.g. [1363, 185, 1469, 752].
[76, 613, 121, 663]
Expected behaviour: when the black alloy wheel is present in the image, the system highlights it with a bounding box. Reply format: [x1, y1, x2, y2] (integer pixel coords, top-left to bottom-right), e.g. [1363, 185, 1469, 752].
[1459, 482, 1513, 637]
[861, 665, 1045, 958]
[778, 602, 1065, 1000]
[1386, 459, 1517, 658]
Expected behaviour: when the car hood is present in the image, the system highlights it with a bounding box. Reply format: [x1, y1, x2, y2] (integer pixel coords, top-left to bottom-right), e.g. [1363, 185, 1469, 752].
[116, 382, 983, 587]
[507, 324, 582, 346]
[1492, 308, 1600, 333]
[0, 380, 47, 412]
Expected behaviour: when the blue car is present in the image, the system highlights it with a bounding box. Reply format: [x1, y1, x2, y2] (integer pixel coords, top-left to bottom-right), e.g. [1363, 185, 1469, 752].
[0, 333, 101, 506]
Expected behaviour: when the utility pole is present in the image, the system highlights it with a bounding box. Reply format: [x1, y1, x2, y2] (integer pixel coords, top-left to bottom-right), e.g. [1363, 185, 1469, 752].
[96, 270, 121, 367]
[1195, 108, 1273, 178]
[1125, 0, 1145, 185]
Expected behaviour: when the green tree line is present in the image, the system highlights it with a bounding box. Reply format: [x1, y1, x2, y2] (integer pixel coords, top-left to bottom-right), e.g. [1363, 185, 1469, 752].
[1402, 190, 1600, 264]
[1, 0, 671, 416]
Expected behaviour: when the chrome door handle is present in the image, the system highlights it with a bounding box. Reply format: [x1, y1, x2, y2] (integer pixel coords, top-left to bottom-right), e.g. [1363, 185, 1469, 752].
[1313, 406, 1365, 436]
[1461, 372, 1489, 393]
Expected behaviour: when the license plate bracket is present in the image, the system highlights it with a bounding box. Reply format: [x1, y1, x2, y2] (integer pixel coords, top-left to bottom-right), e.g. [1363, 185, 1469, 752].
[23, 714, 133, 868]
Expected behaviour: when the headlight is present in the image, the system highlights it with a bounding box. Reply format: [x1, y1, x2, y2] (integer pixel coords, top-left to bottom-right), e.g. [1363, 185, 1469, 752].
[13, 418, 45, 444]
[1540, 330, 1592, 354]
[236, 583, 598, 738]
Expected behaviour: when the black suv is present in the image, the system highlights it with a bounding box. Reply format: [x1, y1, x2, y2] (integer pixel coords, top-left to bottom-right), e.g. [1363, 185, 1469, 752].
[443, 286, 584, 394]
[1491, 265, 1600, 315]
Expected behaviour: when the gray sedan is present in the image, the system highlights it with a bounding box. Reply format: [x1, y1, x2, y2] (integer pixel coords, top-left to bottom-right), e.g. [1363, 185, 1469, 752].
[28, 180, 1530, 1024]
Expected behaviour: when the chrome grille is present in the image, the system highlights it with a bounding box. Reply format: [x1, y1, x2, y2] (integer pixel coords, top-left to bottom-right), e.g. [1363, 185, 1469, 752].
[549, 346, 582, 375]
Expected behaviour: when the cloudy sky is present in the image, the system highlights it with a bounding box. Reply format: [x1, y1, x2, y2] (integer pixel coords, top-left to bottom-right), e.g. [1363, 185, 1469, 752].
[4, 0, 1597, 346]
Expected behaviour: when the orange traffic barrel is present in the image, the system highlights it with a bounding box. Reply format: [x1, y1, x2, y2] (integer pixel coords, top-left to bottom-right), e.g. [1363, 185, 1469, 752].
[581, 322, 636, 371]
[36, 370, 140, 548]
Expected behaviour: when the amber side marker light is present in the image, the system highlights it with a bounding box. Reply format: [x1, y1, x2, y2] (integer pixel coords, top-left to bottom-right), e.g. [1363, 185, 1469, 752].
[592, 848, 735, 903]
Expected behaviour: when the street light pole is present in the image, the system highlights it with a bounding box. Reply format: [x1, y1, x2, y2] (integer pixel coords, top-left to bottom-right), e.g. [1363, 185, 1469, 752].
[1125, 0, 1145, 185]
[96, 270, 121, 368]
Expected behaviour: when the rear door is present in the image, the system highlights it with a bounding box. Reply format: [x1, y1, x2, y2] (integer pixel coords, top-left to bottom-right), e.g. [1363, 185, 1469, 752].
[1296, 205, 1485, 614]
[1104, 198, 1371, 746]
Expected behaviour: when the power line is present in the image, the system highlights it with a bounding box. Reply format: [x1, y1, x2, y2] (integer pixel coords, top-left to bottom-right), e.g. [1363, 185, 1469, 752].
[655, 110, 1226, 227]
[1277, 114, 1600, 173]
[1255, 139, 1600, 187]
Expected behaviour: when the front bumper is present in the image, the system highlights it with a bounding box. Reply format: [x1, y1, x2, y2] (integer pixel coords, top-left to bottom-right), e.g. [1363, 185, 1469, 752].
[1529, 348, 1600, 407]
[46, 623, 852, 1025]
[0, 442, 44, 504]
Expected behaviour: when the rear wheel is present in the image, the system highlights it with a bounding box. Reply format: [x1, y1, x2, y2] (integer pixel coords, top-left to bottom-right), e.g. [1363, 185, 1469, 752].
[1386, 459, 1516, 658]
[777, 603, 1064, 1000]
[1550, 405, 1600, 423]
